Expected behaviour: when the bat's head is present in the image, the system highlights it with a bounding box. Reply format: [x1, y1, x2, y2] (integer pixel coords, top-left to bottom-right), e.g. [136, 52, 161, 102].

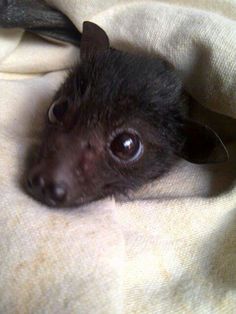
[26, 22, 228, 207]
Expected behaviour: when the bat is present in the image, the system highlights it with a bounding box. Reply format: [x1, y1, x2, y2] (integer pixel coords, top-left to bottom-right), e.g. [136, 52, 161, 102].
[24, 21, 228, 207]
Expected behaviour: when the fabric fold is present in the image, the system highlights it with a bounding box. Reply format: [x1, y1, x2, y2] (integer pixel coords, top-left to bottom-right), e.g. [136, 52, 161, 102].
[0, 1, 236, 313]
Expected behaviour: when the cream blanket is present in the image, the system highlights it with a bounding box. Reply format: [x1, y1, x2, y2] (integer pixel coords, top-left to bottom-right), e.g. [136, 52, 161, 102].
[1, 1, 236, 313]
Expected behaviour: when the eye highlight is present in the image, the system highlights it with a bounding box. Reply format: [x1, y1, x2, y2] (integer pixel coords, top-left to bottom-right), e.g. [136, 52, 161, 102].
[109, 129, 143, 163]
[48, 101, 68, 124]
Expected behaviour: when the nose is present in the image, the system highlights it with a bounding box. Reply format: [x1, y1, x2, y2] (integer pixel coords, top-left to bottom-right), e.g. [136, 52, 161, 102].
[27, 172, 67, 205]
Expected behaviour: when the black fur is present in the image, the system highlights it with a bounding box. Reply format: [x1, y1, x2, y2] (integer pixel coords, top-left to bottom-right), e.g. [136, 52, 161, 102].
[26, 48, 187, 207]
[25, 22, 228, 208]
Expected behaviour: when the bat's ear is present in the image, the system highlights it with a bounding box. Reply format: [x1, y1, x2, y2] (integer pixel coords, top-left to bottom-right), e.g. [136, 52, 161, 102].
[80, 21, 110, 60]
[178, 120, 229, 164]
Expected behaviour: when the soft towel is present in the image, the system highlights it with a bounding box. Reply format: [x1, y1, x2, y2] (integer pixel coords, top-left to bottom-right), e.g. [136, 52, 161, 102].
[0, 1, 236, 313]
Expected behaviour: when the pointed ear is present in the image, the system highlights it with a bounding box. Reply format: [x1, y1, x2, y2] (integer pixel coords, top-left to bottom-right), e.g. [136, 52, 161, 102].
[80, 21, 110, 60]
[178, 120, 229, 164]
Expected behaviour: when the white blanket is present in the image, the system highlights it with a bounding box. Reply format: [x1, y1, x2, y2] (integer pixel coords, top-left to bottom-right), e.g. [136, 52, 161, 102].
[0, 1, 236, 313]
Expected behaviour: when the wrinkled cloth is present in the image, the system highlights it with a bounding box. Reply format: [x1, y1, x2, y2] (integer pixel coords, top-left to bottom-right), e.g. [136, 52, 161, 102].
[0, 1, 236, 313]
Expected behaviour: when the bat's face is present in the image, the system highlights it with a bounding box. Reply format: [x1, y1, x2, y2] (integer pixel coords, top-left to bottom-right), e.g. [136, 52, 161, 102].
[25, 22, 228, 208]
[26, 50, 185, 207]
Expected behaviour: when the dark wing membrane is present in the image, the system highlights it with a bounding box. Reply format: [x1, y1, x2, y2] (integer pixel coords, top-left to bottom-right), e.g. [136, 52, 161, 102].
[0, 0, 81, 46]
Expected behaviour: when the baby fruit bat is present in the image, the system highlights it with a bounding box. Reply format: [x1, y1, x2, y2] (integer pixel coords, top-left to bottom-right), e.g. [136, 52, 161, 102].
[26, 21, 228, 208]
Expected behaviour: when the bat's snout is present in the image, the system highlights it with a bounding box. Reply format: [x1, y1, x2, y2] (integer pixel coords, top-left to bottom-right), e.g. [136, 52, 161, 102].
[26, 169, 68, 207]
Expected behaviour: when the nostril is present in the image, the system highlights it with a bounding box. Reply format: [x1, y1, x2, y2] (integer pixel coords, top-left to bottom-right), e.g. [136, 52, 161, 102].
[27, 173, 45, 190]
[33, 175, 45, 188]
[27, 177, 33, 189]
[48, 183, 67, 203]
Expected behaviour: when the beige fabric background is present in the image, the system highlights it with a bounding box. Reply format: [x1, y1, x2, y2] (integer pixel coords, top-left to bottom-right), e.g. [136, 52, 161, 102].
[0, 1, 236, 313]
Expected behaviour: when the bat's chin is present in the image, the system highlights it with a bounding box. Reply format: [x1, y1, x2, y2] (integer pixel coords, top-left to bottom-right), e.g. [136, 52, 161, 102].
[69, 195, 103, 208]
[28, 192, 101, 209]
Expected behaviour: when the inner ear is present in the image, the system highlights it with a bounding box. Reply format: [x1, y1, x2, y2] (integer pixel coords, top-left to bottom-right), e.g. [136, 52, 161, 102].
[178, 120, 229, 164]
[80, 21, 110, 60]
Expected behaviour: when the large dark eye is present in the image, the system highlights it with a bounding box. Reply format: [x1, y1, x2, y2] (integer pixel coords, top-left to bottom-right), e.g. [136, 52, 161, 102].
[109, 130, 143, 163]
[48, 101, 68, 124]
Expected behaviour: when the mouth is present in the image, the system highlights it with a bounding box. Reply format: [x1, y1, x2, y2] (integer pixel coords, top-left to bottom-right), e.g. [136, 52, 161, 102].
[25, 178, 102, 209]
